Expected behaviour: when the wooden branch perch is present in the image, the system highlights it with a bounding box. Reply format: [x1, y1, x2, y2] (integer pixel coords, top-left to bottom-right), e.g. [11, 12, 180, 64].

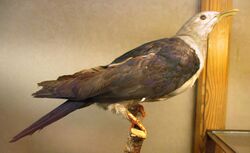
[124, 105, 146, 153]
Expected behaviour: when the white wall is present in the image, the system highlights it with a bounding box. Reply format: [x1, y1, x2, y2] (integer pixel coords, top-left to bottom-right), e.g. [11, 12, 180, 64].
[0, 0, 198, 153]
[226, 1, 250, 129]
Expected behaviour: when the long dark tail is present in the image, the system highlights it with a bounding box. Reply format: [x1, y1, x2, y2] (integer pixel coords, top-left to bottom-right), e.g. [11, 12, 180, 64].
[10, 100, 92, 143]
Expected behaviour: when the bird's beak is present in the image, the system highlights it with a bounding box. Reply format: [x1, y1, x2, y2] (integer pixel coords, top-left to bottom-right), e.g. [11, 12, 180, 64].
[218, 9, 239, 20]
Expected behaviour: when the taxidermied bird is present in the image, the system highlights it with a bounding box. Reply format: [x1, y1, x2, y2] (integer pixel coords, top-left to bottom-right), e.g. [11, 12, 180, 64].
[10, 9, 238, 142]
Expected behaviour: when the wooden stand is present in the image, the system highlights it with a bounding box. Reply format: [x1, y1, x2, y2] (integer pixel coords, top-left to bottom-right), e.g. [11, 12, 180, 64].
[194, 0, 233, 153]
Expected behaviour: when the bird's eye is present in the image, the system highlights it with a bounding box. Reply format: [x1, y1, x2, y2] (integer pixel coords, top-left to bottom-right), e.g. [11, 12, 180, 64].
[200, 15, 207, 20]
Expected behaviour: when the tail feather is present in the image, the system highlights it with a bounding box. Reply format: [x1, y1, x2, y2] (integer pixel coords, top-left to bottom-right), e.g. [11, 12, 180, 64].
[32, 80, 60, 98]
[32, 88, 56, 98]
[38, 80, 58, 87]
[10, 101, 92, 143]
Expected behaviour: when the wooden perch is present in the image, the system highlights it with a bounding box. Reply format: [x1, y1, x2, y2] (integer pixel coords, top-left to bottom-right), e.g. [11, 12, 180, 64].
[124, 104, 146, 153]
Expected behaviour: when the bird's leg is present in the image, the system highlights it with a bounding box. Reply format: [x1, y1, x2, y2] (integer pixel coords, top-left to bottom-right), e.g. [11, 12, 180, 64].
[127, 111, 147, 138]
[109, 103, 147, 139]
[128, 104, 146, 119]
[127, 104, 147, 139]
[124, 104, 146, 153]
[137, 104, 146, 118]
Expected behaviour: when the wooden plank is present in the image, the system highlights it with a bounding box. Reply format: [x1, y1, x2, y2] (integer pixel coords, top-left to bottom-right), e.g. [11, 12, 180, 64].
[194, 0, 233, 153]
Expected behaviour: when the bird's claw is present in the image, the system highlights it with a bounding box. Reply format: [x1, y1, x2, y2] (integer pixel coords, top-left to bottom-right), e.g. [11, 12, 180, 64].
[130, 128, 147, 139]
[127, 110, 147, 139]
[137, 104, 146, 118]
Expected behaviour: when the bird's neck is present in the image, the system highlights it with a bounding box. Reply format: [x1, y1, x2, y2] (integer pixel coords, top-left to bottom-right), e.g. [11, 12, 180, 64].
[175, 35, 208, 70]
[176, 25, 210, 56]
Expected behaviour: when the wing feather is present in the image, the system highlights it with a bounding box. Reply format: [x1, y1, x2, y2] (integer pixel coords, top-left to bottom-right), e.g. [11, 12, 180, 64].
[33, 37, 199, 102]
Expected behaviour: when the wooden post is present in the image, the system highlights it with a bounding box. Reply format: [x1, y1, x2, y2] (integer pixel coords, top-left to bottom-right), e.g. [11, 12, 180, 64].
[194, 0, 233, 153]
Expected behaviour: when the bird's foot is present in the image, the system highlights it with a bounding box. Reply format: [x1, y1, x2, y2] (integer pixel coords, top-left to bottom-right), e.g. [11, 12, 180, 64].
[128, 104, 146, 119]
[127, 111, 147, 139]
[130, 128, 147, 139]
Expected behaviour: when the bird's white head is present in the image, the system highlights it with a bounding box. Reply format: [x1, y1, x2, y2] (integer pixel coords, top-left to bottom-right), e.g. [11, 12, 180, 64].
[176, 9, 239, 41]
